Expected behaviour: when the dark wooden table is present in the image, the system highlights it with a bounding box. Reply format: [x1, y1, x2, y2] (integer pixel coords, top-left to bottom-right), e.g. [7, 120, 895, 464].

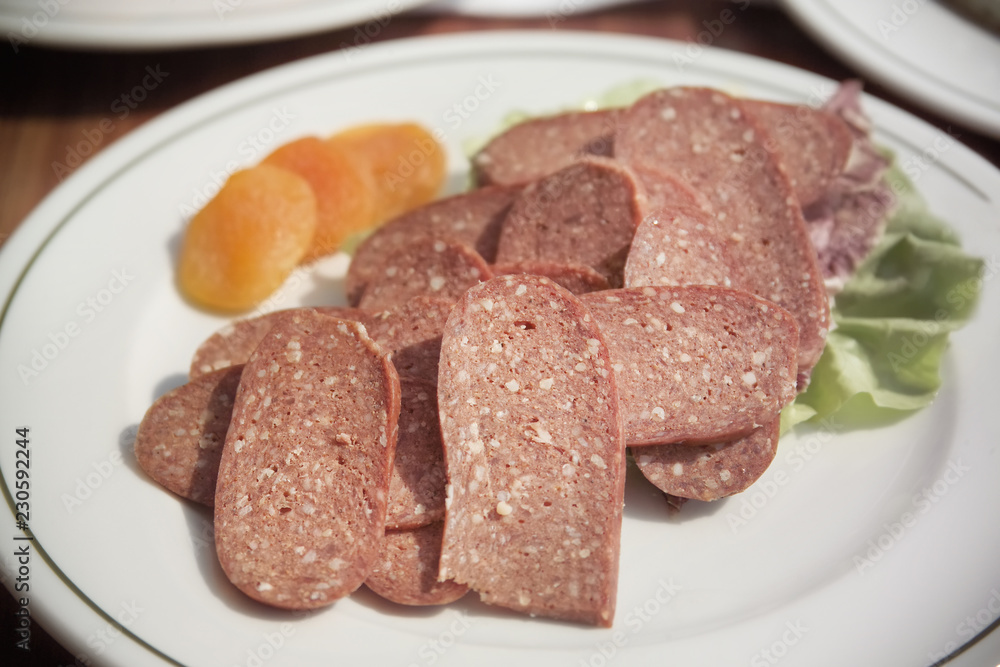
[1, 1, 998, 665]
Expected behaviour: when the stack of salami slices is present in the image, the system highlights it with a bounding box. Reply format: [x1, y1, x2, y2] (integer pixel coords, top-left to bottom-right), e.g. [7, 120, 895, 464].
[135, 83, 893, 627]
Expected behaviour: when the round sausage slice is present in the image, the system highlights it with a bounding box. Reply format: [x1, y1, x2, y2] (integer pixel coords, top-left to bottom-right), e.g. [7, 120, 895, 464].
[214, 309, 400, 610]
[437, 275, 625, 627]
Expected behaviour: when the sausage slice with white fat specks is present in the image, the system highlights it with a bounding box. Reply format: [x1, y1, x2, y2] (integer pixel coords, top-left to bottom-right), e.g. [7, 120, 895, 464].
[494, 157, 644, 287]
[472, 108, 620, 186]
[189, 307, 372, 379]
[135, 365, 243, 506]
[492, 260, 611, 295]
[365, 522, 468, 606]
[346, 184, 520, 305]
[581, 286, 798, 447]
[357, 238, 493, 311]
[214, 309, 400, 610]
[386, 377, 447, 529]
[632, 417, 780, 501]
[363, 296, 453, 386]
[437, 275, 625, 627]
[624, 164, 736, 289]
[616, 87, 830, 373]
[740, 99, 853, 208]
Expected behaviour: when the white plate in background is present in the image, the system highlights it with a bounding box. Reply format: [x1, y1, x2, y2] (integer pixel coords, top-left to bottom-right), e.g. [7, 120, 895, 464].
[1, 31, 999, 667]
[781, 0, 1000, 138]
[0, 0, 433, 50]
[421, 0, 630, 17]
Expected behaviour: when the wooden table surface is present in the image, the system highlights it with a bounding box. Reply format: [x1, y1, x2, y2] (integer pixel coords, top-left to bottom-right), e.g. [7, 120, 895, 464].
[0, 1, 998, 664]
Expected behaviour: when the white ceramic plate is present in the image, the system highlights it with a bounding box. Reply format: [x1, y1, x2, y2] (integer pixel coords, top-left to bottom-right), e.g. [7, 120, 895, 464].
[2, 31, 999, 667]
[781, 0, 1000, 139]
[0, 0, 433, 50]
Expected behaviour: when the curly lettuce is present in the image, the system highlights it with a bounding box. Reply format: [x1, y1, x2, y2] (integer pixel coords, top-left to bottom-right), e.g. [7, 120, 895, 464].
[783, 161, 985, 431]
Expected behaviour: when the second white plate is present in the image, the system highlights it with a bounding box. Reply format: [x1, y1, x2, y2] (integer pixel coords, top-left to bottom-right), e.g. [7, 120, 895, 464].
[782, 0, 1000, 138]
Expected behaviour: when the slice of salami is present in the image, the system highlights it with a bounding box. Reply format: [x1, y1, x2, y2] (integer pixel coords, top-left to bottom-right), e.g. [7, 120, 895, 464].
[741, 99, 853, 208]
[581, 287, 798, 447]
[357, 238, 493, 311]
[365, 522, 468, 606]
[191, 299, 450, 387]
[616, 87, 830, 373]
[387, 378, 447, 530]
[624, 206, 735, 289]
[214, 310, 400, 610]
[632, 417, 780, 501]
[624, 163, 735, 289]
[346, 184, 520, 305]
[437, 275, 625, 627]
[472, 108, 620, 186]
[494, 157, 644, 287]
[492, 260, 611, 295]
[189, 306, 372, 379]
[134, 365, 243, 506]
[363, 296, 453, 385]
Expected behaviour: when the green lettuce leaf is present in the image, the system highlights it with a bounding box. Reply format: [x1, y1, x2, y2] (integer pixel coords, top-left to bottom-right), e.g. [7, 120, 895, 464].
[784, 162, 984, 431]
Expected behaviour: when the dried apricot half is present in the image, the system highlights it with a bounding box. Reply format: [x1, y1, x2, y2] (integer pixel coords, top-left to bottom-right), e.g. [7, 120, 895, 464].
[328, 123, 446, 224]
[178, 164, 316, 312]
[263, 136, 376, 260]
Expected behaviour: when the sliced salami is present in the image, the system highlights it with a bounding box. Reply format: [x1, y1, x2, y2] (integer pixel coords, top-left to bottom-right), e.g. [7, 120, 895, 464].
[189, 306, 372, 379]
[624, 205, 735, 289]
[632, 418, 780, 501]
[135, 365, 243, 506]
[494, 157, 644, 287]
[580, 286, 798, 447]
[492, 260, 611, 295]
[741, 99, 853, 208]
[346, 184, 519, 305]
[365, 522, 469, 606]
[357, 238, 493, 311]
[616, 87, 830, 373]
[363, 296, 453, 386]
[472, 108, 620, 186]
[214, 310, 400, 609]
[437, 275, 625, 627]
[387, 378, 447, 530]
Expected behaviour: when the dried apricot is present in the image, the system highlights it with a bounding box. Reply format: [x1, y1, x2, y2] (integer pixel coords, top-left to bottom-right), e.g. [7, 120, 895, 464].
[178, 164, 316, 312]
[263, 136, 376, 260]
[328, 123, 446, 224]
